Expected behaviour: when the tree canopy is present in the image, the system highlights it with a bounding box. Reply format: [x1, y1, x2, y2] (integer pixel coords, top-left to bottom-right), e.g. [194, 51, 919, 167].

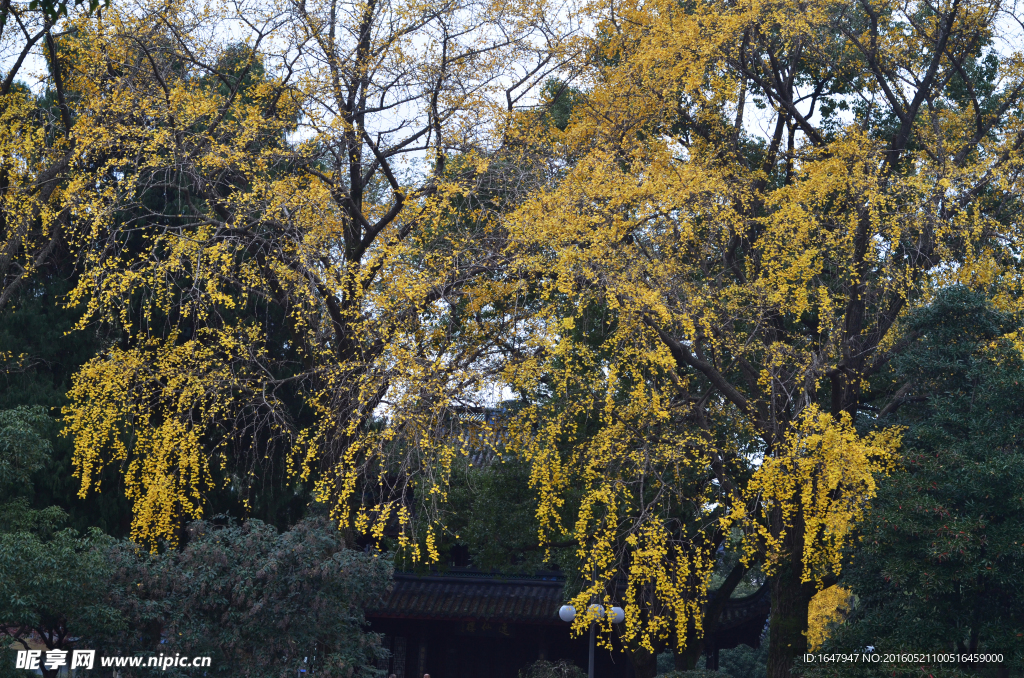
[2, 0, 1024, 676]
[493, 0, 1024, 672]
[0, 405, 124, 678]
[102, 516, 392, 677]
[36, 0, 578, 553]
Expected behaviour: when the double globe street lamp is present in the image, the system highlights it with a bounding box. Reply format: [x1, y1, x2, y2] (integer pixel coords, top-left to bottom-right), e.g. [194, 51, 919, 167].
[557, 603, 625, 678]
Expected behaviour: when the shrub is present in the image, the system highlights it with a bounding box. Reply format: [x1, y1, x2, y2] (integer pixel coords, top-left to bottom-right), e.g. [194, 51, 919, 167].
[519, 659, 587, 678]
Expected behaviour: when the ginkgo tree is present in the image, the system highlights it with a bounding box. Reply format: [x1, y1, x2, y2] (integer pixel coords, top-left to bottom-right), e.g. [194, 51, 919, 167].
[55, 0, 581, 551]
[0, 2, 75, 319]
[495, 0, 1024, 675]
[17, 0, 1024, 676]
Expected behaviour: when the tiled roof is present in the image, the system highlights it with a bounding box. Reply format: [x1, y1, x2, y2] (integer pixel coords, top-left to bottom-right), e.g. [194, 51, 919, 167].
[368, 572, 770, 632]
[368, 573, 566, 624]
[714, 584, 771, 632]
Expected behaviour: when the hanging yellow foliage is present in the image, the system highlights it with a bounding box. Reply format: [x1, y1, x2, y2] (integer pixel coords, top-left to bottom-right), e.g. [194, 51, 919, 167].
[6, 0, 1024, 674]
[40, 0, 580, 549]
[493, 0, 1024, 664]
[727, 407, 902, 585]
[807, 585, 854, 651]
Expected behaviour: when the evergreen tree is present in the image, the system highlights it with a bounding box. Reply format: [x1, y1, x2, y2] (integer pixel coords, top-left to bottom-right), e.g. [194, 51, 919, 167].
[812, 287, 1024, 677]
[102, 516, 392, 677]
[0, 403, 124, 678]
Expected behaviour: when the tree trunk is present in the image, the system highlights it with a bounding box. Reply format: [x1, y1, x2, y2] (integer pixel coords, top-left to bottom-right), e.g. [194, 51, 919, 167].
[767, 561, 816, 678]
[674, 637, 704, 671]
[630, 646, 659, 678]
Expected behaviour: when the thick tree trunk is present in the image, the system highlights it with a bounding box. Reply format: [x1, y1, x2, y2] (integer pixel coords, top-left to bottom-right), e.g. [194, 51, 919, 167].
[767, 561, 816, 678]
[674, 637, 704, 671]
[630, 646, 659, 678]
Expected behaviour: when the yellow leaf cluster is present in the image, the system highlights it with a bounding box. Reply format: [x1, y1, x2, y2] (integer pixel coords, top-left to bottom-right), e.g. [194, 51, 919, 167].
[806, 585, 854, 651]
[726, 407, 902, 585]
[39, 0, 581, 551]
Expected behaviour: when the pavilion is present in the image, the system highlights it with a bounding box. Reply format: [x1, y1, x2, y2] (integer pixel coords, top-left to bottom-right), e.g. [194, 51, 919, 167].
[367, 570, 770, 678]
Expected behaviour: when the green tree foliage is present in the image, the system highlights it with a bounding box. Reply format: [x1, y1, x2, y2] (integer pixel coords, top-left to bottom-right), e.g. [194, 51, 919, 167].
[540, 79, 586, 132]
[102, 516, 392, 677]
[0, 402, 123, 678]
[658, 670, 733, 678]
[0, 528, 123, 677]
[457, 457, 569, 574]
[520, 659, 587, 678]
[0, 406, 52, 489]
[810, 287, 1024, 677]
[0, 276, 128, 535]
[0, 404, 68, 534]
[718, 642, 768, 678]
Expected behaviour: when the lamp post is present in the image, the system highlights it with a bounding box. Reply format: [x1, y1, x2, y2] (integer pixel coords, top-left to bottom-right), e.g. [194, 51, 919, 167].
[557, 603, 624, 678]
